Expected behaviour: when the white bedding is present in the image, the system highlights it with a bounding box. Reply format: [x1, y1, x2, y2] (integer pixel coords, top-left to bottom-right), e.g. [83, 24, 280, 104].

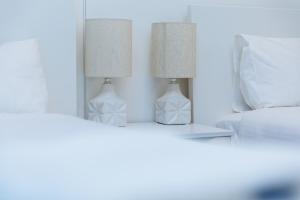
[216, 113, 243, 143]
[217, 107, 300, 145]
[237, 35, 300, 110]
[1, 114, 300, 200]
[239, 107, 300, 144]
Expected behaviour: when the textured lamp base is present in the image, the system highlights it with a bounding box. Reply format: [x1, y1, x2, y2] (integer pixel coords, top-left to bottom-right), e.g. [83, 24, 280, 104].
[88, 78, 127, 127]
[155, 79, 191, 125]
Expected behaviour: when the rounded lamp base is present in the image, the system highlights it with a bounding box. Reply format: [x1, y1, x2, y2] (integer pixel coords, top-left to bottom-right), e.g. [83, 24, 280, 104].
[155, 79, 191, 125]
[88, 79, 127, 127]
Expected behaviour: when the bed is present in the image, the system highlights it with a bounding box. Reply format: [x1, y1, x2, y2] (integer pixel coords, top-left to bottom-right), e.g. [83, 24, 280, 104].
[1, 114, 300, 199]
[189, 5, 300, 145]
[189, 5, 300, 125]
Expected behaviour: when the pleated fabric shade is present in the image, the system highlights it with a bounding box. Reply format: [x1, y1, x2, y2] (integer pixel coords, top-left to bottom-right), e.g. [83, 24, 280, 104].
[85, 19, 132, 77]
[152, 22, 196, 78]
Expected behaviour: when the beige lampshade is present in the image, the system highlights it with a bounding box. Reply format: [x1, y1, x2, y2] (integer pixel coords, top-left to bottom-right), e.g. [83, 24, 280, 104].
[151, 22, 196, 78]
[85, 19, 132, 77]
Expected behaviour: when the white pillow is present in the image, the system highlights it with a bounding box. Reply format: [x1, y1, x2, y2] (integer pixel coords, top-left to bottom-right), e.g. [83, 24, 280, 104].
[0, 39, 48, 113]
[232, 35, 252, 112]
[239, 35, 300, 109]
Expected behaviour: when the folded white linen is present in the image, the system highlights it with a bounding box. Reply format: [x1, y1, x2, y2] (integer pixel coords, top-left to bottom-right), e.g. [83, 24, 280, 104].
[239, 107, 300, 144]
[1, 114, 300, 200]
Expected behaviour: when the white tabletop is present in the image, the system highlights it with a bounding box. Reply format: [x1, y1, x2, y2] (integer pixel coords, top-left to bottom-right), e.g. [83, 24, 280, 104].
[126, 123, 233, 139]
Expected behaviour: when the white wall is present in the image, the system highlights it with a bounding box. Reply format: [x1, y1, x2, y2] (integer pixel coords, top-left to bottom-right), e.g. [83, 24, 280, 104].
[85, 0, 300, 122]
[187, 0, 300, 8]
[0, 0, 78, 115]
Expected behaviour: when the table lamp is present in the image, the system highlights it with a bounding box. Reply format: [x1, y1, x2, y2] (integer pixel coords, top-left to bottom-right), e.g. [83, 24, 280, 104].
[85, 19, 132, 126]
[151, 22, 196, 125]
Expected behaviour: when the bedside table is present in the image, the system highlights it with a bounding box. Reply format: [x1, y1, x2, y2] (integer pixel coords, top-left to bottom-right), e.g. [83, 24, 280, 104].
[126, 123, 233, 145]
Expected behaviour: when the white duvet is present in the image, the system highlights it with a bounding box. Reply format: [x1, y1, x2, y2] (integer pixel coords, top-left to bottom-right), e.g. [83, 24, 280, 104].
[238, 107, 300, 144]
[1, 114, 300, 200]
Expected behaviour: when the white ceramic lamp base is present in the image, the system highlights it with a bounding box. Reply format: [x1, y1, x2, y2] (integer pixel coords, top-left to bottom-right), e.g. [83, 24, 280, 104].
[155, 79, 191, 125]
[88, 79, 127, 127]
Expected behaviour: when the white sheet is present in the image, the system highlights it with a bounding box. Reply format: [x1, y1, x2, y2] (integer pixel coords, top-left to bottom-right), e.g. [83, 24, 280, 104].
[1, 114, 300, 200]
[237, 107, 300, 144]
[217, 107, 300, 145]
